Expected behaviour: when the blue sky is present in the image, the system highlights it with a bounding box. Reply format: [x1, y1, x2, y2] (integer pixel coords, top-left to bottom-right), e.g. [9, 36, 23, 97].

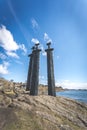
[0, 0, 87, 89]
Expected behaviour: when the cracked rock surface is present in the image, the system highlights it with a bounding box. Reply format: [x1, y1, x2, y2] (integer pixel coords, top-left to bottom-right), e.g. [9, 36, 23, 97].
[0, 90, 87, 130]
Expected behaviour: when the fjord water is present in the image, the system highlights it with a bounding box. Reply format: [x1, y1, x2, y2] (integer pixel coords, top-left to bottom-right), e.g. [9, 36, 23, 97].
[56, 90, 87, 103]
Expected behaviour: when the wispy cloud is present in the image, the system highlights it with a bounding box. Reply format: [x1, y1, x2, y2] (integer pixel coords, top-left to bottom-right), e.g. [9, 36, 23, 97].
[19, 44, 27, 55]
[31, 38, 39, 44]
[31, 18, 39, 29]
[44, 33, 52, 43]
[7, 0, 31, 46]
[6, 51, 19, 59]
[0, 53, 7, 60]
[15, 60, 23, 65]
[0, 25, 27, 58]
[40, 44, 46, 56]
[0, 61, 9, 75]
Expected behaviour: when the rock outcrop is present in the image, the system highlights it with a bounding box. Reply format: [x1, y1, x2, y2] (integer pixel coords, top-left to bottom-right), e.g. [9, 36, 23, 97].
[0, 90, 87, 130]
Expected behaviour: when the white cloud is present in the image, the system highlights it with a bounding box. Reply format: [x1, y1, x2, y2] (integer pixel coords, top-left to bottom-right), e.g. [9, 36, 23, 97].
[6, 51, 19, 59]
[0, 25, 27, 58]
[0, 53, 7, 59]
[31, 18, 39, 29]
[40, 44, 46, 56]
[31, 38, 39, 44]
[31, 40, 46, 56]
[56, 80, 87, 89]
[44, 33, 49, 40]
[44, 33, 52, 43]
[0, 25, 19, 51]
[15, 60, 23, 65]
[0, 61, 9, 74]
[19, 44, 27, 54]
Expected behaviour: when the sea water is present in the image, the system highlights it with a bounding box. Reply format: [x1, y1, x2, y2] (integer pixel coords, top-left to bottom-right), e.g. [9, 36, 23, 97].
[56, 90, 87, 103]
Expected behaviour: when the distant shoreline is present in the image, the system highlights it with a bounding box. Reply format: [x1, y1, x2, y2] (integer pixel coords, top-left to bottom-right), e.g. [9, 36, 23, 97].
[56, 89, 87, 104]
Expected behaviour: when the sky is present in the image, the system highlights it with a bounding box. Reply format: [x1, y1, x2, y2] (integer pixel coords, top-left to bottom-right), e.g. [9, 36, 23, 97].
[0, 0, 87, 89]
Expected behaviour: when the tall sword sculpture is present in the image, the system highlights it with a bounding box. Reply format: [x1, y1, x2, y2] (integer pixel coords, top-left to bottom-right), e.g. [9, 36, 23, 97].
[26, 46, 35, 91]
[30, 43, 41, 95]
[45, 42, 56, 96]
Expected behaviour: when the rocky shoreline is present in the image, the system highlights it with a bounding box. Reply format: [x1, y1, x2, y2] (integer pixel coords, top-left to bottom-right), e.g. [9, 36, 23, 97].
[0, 78, 87, 130]
[0, 89, 87, 130]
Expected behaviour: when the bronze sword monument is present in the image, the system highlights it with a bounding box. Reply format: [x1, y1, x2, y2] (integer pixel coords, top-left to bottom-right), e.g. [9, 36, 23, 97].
[30, 43, 41, 95]
[26, 42, 56, 96]
[45, 42, 56, 96]
[26, 47, 35, 91]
